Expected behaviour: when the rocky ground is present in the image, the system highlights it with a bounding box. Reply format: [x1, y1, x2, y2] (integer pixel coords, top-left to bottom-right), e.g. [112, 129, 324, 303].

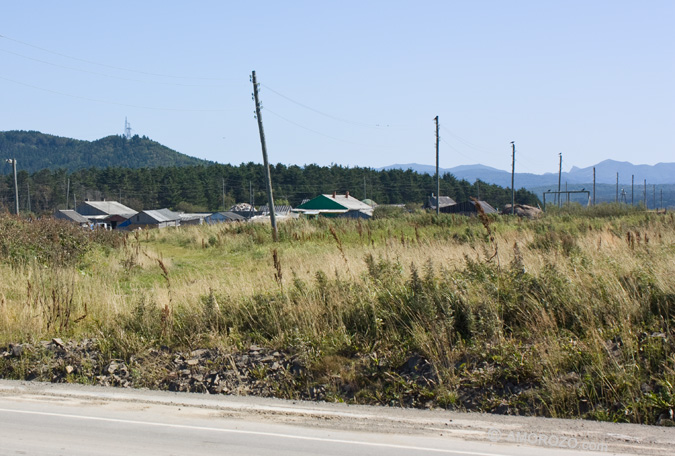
[2, 338, 673, 427]
[0, 338, 437, 406]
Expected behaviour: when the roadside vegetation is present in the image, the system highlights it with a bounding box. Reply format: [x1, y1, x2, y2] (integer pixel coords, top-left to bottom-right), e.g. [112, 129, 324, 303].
[0, 205, 673, 425]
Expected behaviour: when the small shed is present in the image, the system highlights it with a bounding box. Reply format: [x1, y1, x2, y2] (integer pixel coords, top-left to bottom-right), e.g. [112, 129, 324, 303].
[424, 195, 456, 211]
[119, 208, 181, 230]
[205, 212, 246, 224]
[257, 205, 293, 216]
[54, 210, 90, 228]
[179, 213, 209, 226]
[440, 200, 497, 216]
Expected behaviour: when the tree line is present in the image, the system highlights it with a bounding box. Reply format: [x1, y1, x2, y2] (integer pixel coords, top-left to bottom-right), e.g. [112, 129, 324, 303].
[0, 162, 540, 214]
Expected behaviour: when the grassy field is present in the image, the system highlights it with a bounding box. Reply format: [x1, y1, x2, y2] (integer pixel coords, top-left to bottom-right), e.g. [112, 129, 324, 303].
[0, 206, 673, 424]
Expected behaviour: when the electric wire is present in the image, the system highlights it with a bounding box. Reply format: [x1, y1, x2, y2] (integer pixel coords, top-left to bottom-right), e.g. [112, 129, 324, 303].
[0, 47, 225, 87]
[0, 34, 228, 81]
[0, 75, 230, 112]
[264, 108, 389, 148]
[261, 84, 407, 129]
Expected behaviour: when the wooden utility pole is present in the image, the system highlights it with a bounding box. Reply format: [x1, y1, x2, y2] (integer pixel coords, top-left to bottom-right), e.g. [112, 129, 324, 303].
[26, 181, 31, 213]
[592, 167, 596, 206]
[66, 178, 70, 210]
[5, 159, 19, 215]
[435, 116, 440, 216]
[557, 153, 562, 208]
[222, 178, 226, 211]
[251, 71, 278, 241]
[511, 142, 515, 214]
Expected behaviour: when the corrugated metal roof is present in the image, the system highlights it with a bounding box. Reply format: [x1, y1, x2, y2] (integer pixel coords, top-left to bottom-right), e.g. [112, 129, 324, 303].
[321, 194, 373, 211]
[212, 211, 245, 221]
[142, 209, 181, 222]
[426, 196, 456, 209]
[79, 201, 137, 216]
[55, 210, 89, 223]
[441, 200, 497, 214]
[179, 213, 209, 221]
[258, 205, 293, 214]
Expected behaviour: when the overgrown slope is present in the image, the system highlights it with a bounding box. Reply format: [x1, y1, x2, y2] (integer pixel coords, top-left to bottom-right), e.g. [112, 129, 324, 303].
[0, 207, 673, 425]
[0, 130, 210, 173]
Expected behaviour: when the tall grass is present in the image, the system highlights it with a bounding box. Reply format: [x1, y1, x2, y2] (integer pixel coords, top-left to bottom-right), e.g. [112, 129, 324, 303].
[0, 210, 673, 423]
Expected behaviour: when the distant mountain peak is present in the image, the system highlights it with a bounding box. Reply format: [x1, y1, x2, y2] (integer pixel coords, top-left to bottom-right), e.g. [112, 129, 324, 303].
[382, 160, 675, 187]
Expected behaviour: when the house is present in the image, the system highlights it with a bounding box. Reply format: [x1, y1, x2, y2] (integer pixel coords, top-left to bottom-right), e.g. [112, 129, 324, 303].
[294, 192, 373, 218]
[424, 195, 456, 211]
[75, 200, 137, 229]
[440, 200, 497, 216]
[54, 210, 90, 228]
[118, 208, 181, 230]
[205, 211, 246, 224]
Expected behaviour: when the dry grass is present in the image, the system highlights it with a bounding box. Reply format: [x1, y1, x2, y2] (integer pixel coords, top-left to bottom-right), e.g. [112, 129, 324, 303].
[0, 209, 673, 423]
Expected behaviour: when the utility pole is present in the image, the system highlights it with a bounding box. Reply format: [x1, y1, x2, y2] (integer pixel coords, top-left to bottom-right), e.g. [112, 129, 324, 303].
[557, 153, 562, 207]
[26, 181, 31, 213]
[363, 175, 366, 201]
[592, 167, 596, 206]
[222, 178, 226, 211]
[251, 71, 278, 241]
[631, 175, 634, 206]
[511, 141, 515, 214]
[249, 181, 253, 218]
[5, 159, 19, 215]
[616, 173, 619, 203]
[66, 178, 70, 210]
[435, 116, 440, 216]
[565, 181, 568, 205]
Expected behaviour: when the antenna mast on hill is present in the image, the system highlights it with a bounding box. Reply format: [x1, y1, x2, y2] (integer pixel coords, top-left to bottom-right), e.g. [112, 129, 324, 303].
[124, 117, 132, 140]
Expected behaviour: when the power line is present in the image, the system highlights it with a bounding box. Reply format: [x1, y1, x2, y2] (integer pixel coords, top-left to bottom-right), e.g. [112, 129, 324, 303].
[264, 108, 389, 148]
[0, 75, 230, 112]
[0, 47, 224, 87]
[0, 34, 228, 81]
[261, 84, 397, 129]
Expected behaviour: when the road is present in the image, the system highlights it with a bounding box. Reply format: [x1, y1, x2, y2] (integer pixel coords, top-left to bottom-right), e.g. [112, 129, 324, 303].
[0, 380, 671, 455]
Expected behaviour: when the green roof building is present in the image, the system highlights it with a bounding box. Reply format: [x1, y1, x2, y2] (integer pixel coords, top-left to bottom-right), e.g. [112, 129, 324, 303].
[294, 192, 373, 218]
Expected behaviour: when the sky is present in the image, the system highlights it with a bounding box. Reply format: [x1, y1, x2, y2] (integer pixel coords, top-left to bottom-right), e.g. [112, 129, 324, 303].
[1, 1, 673, 174]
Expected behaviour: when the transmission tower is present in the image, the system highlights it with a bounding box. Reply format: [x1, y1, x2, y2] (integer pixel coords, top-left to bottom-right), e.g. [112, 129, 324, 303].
[124, 117, 132, 140]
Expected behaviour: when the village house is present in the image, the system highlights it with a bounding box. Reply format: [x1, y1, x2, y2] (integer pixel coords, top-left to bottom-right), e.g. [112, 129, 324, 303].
[118, 208, 181, 230]
[54, 209, 90, 228]
[294, 192, 373, 219]
[75, 200, 137, 229]
[424, 195, 456, 211]
[205, 211, 246, 224]
[440, 200, 497, 215]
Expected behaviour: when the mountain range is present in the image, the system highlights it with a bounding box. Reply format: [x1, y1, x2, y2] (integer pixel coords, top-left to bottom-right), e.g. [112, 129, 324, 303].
[381, 161, 675, 189]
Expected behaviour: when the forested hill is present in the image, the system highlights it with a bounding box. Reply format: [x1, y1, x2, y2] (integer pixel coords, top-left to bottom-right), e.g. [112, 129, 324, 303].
[0, 162, 540, 214]
[0, 131, 211, 173]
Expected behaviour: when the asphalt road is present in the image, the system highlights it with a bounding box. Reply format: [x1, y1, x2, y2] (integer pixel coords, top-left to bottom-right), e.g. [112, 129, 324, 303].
[0, 380, 671, 456]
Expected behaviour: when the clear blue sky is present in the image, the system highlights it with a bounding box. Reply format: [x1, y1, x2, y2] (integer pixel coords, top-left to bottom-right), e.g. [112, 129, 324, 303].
[1, 1, 673, 174]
